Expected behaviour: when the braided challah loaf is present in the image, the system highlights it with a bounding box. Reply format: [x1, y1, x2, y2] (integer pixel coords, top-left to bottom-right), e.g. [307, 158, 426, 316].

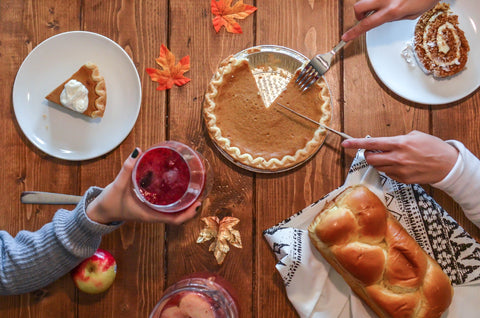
[308, 185, 453, 318]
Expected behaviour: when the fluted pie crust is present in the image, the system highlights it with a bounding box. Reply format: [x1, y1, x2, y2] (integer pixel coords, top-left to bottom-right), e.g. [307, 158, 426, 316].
[204, 57, 331, 171]
[45, 62, 106, 118]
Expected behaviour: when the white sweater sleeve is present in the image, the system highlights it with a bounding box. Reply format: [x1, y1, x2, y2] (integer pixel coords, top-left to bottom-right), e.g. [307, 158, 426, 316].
[431, 140, 480, 228]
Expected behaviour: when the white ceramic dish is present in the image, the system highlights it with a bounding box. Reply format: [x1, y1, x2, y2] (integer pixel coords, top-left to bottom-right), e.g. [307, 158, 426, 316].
[13, 31, 142, 160]
[366, 0, 479, 105]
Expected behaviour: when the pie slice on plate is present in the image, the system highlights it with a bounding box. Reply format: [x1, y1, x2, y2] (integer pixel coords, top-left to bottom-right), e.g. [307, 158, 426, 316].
[45, 62, 106, 118]
[204, 56, 331, 172]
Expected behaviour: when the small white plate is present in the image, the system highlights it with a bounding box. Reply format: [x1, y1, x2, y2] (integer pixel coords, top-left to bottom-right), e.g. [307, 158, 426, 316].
[13, 31, 142, 160]
[366, 0, 479, 105]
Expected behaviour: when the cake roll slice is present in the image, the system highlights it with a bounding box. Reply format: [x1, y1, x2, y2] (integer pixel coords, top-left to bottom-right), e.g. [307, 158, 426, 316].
[414, 2, 469, 78]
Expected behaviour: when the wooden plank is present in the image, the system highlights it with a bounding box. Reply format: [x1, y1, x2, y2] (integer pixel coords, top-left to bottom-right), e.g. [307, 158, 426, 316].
[77, 1, 168, 318]
[428, 2, 480, 239]
[255, 1, 342, 317]
[342, 0, 480, 243]
[342, 0, 432, 220]
[342, 0, 429, 155]
[432, 98, 480, 241]
[1, 1, 477, 318]
[166, 0, 255, 317]
[0, 0, 81, 317]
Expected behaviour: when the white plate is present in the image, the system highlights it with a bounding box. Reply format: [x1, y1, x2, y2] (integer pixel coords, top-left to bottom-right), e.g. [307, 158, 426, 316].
[366, 0, 480, 105]
[13, 31, 142, 160]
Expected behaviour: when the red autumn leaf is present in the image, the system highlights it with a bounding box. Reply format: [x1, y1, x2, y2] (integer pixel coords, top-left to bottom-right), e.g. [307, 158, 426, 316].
[146, 44, 191, 90]
[211, 0, 257, 34]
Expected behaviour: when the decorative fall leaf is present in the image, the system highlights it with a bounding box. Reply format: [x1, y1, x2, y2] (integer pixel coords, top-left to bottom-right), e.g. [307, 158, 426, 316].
[197, 216, 219, 243]
[197, 216, 242, 264]
[211, 0, 257, 34]
[146, 44, 191, 90]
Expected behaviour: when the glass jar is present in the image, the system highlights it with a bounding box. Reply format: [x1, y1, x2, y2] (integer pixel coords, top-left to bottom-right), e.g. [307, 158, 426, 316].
[149, 273, 239, 318]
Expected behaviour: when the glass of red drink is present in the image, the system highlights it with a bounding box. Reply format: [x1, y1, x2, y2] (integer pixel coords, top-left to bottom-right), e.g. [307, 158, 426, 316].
[149, 273, 239, 318]
[132, 141, 210, 213]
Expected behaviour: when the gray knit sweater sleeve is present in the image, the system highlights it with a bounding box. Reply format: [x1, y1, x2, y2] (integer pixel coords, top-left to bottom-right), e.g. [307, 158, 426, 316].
[0, 186, 121, 295]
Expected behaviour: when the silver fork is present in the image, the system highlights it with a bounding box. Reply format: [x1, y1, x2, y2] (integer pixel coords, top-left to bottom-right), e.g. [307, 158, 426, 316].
[295, 40, 348, 91]
[296, 11, 374, 92]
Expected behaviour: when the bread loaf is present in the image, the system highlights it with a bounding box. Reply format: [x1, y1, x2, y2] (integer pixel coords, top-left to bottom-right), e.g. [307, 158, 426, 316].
[308, 185, 453, 318]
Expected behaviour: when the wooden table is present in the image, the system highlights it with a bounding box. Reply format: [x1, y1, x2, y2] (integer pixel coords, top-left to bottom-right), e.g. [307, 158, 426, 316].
[1, 1, 479, 317]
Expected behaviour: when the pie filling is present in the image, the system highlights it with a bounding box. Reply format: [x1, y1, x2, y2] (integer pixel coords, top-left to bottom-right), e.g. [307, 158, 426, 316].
[204, 57, 331, 171]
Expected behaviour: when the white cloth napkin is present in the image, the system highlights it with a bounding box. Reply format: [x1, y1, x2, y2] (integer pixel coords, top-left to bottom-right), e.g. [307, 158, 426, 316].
[264, 150, 480, 318]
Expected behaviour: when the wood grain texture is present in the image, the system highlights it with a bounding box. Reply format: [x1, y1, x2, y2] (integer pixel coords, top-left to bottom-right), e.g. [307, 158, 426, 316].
[342, 0, 480, 243]
[77, 1, 169, 318]
[0, 1, 81, 317]
[255, 1, 342, 317]
[432, 99, 480, 241]
[0, 0, 479, 317]
[166, 1, 255, 316]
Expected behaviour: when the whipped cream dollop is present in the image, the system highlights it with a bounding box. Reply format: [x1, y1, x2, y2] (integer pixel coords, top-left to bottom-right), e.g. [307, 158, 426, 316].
[60, 79, 89, 113]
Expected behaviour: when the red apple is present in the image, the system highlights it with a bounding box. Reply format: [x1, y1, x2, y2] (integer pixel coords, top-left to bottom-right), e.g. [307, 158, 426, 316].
[71, 248, 117, 294]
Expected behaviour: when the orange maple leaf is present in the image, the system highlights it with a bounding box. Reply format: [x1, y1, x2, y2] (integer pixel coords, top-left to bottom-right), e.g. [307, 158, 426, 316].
[146, 44, 191, 90]
[211, 0, 257, 34]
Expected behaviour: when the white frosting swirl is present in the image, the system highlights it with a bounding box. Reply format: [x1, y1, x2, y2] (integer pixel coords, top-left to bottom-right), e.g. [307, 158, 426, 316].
[60, 79, 89, 113]
[423, 12, 461, 67]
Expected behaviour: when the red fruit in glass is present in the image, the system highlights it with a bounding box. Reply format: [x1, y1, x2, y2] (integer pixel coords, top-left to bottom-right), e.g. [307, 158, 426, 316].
[149, 273, 239, 318]
[132, 141, 208, 213]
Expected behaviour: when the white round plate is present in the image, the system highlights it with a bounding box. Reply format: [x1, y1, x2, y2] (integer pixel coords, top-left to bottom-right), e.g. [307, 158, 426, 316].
[13, 31, 142, 160]
[366, 0, 479, 105]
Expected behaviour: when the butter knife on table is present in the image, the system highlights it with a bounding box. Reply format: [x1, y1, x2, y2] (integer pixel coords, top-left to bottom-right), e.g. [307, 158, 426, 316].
[21, 191, 82, 205]
[275, 102, 353, 139]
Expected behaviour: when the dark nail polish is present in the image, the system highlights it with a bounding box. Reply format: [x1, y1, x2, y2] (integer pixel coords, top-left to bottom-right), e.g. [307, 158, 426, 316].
[131, 148, 139, 158]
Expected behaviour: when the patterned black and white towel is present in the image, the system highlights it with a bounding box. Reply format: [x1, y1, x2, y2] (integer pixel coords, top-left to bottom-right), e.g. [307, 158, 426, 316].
[264, 150, 480, 318]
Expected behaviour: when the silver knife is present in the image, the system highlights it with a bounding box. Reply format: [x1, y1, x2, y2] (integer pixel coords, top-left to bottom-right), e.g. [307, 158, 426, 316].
[21, 191, 82, 205]
[275, 102, 353, 139]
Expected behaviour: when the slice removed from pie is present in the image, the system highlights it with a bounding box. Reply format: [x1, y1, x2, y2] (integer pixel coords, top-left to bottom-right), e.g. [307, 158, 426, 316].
[204, 57, 331, 171]
[45, 62, 106, 118]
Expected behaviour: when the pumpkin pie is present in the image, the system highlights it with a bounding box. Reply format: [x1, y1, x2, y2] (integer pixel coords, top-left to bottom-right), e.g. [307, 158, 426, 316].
[45, 62, 106, 118]
[204, 57, 331, 171]
[414, 2, 469, 78]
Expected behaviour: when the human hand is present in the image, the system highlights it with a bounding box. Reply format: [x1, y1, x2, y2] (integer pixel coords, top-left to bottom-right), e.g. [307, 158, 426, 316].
[341, 131, 458, 184]
[86, 148, 201, 225]
[341, 0, 439, 41]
